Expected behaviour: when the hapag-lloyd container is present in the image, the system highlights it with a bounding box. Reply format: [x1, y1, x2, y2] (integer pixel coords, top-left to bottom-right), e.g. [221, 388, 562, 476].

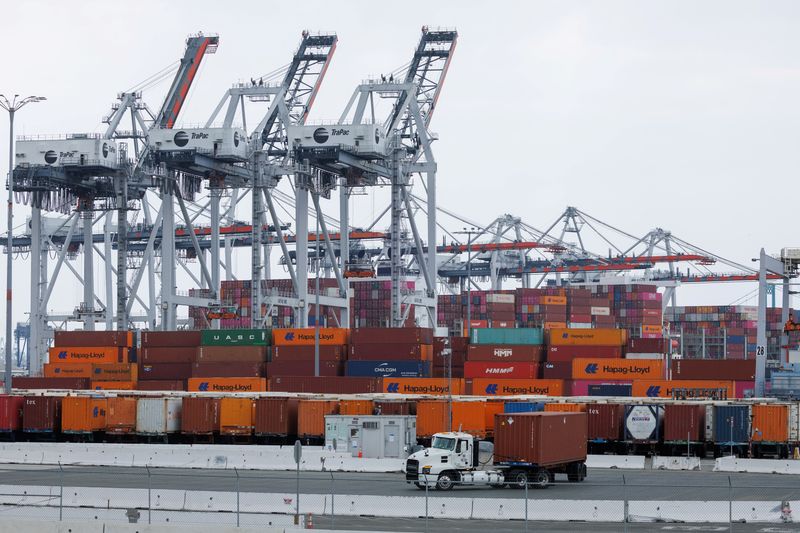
[200, 329, 270, 346]
[467, 345, 545, 362]
[467, 378, 564, 396]
[106, 397, 136, 434]
[298, 400, 338, 438]
[548, 328, 626, 346]
[494, 412, 587, 466]
[570, 379, 632, 396]
[470, 328, 543, 345]
[254, 397, 299, 437]
[572, 358, 663, 380]
[62, 397, 107, 433]
[631, 380, 734, 399]
[350, 327, 434, 345]
[22, 396, 61, 433]
[92, 363, 138, 382]
[47, 346, 127, 364]
[91, 381, 135, 391]
[43, 363, 92, 378]
[345, 360, 430, 378]
[463, 361, 541, 379]
[624, 405, 663, 443]
[587, 404, 624, 441]
[544, 403, 587, 413]
[0, 396, 24, 432]
[380, 378, 464, 395]
[54, 330, 133, 347]
[187, 377, 267, 393]
[416, 400, 487, 438]
[663, 404, 706, 442]
[338, 399, 374, 416]
[182, 397, 221, 435]
[588, 383, 632, 396]
[136, 398, 182, 435]
[273, 328, 348, 346]
[547, 345, 623, 362]
[219, 398, 255, 436]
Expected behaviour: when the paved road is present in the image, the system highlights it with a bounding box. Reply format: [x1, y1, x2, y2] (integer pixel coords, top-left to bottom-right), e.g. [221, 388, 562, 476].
[0, 464, 798, 502]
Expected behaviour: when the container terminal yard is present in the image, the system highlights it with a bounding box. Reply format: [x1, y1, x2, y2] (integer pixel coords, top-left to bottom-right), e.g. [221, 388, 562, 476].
[1, 7, 800, 532]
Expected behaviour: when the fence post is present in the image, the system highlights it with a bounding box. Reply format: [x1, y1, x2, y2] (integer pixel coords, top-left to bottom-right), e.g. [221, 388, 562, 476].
[330, 471, 335, 529]
[234, 467, 240, 527]
[425, 480, 429, 533]
[58, 462, 63, 522]
[146, 465, 152, 525]
[728, 475, 733, 532]
[524, 479, 529, 532]
[623, 474, 628, 533]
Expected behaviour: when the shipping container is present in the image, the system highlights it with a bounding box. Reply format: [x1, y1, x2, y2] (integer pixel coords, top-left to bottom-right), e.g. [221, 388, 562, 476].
[0, 396, 24, 432]
[587, 404, 624, 442]
[712, 405, 750, 445]
[381, 378, 464, 395]
[201, 329, 270, 346]
[54, 330, 132, 347]
[484, 400, 505, 434]
[572, 358, 663, 380]
[548, 328, 626, 346]
[671, 359, 756, 381]
[751, 404, 789, 443]
[345, 360, 430, 378]
[141, 330, 201, 347]
[416, 400, 487, 438]
[588, 383, 633, 397]
[338, 399, 374, 416]
[271, 345, 344, 362]
[62, 397, 107, 433]
[494, 412, 587, 467]
[624, 404, 663, 443]
[91, 381, 135, 391]
[140, 347, 198, 364]
[503, 401, 545, 413]
[92, 363, 138, 382]
[467, 378, 564, 396]
[268, 376, 382, 394]
[139, 363, 193, 380]
[265, 360, 343, 377]
[350, 327, 433, 345]
[43, 363, 92, 378]
[547, 345, 623, 362]
[374, 400, 415, 416]
[219, 397, 254, 436]
[48, 346, 127, 364]
[191, 362, 263, 378]
[105, 397, 136, 434]
[197, 346, 268, 363]
[22, 396, 61, 433]
[348, 343, 433, 361]
[631, 380, 734, 399]
[464, 361, 540, 379]
[254, 397, 299, 437]
[14, 377, 90, 390]
[663, 404, 706, 442]
[569, 379, 632, 396]
[182, 397, 221, 435]
[626, 338, 666, 353]
[470, 328, 543, 345]
[542, 361, 572, 379]
[298, 400, 338, 438]
[136, 380, 185, 391]
[273, 328, 348, 346]
[187, 377, 267, 393]
[467, 344, 544, 362]
[734, 381, 755, 399]
[136, 398, 182, 435]
[544, 403, 586, 413]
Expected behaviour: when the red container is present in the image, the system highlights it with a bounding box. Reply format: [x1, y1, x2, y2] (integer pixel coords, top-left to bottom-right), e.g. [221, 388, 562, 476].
[271, 345, 345, 362]
[54, 331, 132, 347]
[22, 396, 61, 432]
[467, 345, 545, 362]
[266, 361, 343, 377]
[587, 404, 624, 441]
[463, 362, 540, 379]
[181, 397, 220, 435]
[141, 331, 201, 347]
[254, 398, 299, 437]
[191, 362, 263, 378]
[348, 343, 432, 361]
[374, 400, 416, 416]
[734, 381, 755, 398]
[140, 347, 198, 364]
[663, 404, 706, 442]
[13, 377, 90, 390]
[0, 396, 24, 431]
[136, 380, 186, 391]
[139, 363, 192, 380]
[494, 412, 587, 467]
[542, 361, 572, 379]
[626, 338, 666, 353]
[351, 327, 433, 345]
[196, 346, 267, 363]
[268, 376, 382, 394]
[547, 345, 622, 362]
[671, 359, 755, 381]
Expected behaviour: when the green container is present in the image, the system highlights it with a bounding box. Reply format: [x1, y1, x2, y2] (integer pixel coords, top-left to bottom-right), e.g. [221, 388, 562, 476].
[200, 329, 271, 346]
[470, 328, 543, 345]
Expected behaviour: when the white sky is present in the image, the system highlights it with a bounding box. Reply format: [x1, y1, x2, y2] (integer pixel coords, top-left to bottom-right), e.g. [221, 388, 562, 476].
[0, 0, 798, 330]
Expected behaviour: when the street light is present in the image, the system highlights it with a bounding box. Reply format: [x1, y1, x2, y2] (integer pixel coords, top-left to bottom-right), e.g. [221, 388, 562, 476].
[0, 94, 46, 393]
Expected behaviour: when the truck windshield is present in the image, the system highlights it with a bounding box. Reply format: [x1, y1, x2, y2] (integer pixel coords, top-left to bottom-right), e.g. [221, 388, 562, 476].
[431, 437, 455, 451]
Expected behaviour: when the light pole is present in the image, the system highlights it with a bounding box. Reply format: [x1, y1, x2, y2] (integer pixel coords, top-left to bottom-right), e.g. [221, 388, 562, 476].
[0, 94, 46, 393]
[455, 227, 477, 338]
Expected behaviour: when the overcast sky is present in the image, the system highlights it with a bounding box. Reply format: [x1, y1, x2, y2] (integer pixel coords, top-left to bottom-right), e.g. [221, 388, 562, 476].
[0, 0, 798, 330]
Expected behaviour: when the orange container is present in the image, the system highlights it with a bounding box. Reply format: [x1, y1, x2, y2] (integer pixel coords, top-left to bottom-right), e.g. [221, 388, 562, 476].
[468, 379, 564, 396]
[549, 328, 627, 346]
[297, 399, 338, 438]
[106, 396, 137, 434]
[484, 400, 505, 434]
[92, 363, 138, 382]
[339, 400, 374, 415]
[416, 400, 487, 438]
[219, 397, 255, 436]
[381, 378, 464, 395]
[43, 363, 92, 378]
[62, 397, 107, 433]
[641, 325, 663, 335]
[631, 380, 734, 398]
[91, 381, 135, 390]
[187, 377, 267, 393]
[751, 404, 790, 442]
[572, 358, 662, 380]
[542, 296, 567, 305]
[544, 403, 587, 413]
[273, 328, 348, 346]
[543, 322, 568, 330]
[48, 346, 128, 364]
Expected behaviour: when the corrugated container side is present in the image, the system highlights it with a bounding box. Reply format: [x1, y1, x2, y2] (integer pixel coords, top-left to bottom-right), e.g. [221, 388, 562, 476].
[548, 328, 626, 346]
[268, 376, 382, 394]
[484, 401, 505, 433]
[22, 396, 61, 432]
[106, 397, 137, 434]
[297, 400, 338, 438]
[186, 377, 267, 393]
[494, 412, 587, 466]
[200, 329, 270, 346]
[47, 346, 128, 364]
[373, 401, 415, 416]
[140, 347, 198, 364]
[467, 378, 563, 396]
[0, 396, 24, 431]
[751, 404, 789, 443]
[62, 397, 107, 433]
[92, 363, 138, 382]
[416, 400, 487, 438]
[15, 377, 91, 390]
[136, 380, 186, 391]
[712, 405, 750, 444]
[43, 363, 93, 378]
[467, 345, 545, 362]
[271, 345, 344, 361]
[338, 400, 374, 416]
[219, 398, 254, 436]
[136, 398, 182, 435]
[587, 404, 624, 441]
[191, 362, 263, 378]
[54, 331, 132, 347]
[503, 402, 545, 413]
[181, 397, 221, 435]
[671, 359, 756, 381]
[91, 381, 135, 391]
[254, 398, 299, 436]
[380, 378, 464, 395]
[350, 327, 433, 345]
[141, 331, 201, 347]
[470, 328, 543, 345]
[273, 328, 348, 346]
[197, 346, 268, 363]
[544, 403, 587, 413]
[572, 358, 663, 380]
[663, 404, 706, 442]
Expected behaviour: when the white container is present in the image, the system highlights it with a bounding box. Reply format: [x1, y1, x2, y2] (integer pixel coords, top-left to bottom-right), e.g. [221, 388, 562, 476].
[288, 123, 387, 156]
[136, 398, 182, 435]
[324, 415, 416, 459]
[625, 353, 665, 360]
[486, 294, 515, 304]
[148, 127, 248, 161]
[16, 137, 118, 168]
[590, 306, 610, 316]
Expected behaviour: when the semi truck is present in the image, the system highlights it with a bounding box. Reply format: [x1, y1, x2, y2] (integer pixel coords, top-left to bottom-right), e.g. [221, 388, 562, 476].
[404, 412, 588, 490]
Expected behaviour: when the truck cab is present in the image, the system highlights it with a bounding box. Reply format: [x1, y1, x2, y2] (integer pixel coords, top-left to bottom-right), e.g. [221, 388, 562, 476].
[405, 432, 504, 490]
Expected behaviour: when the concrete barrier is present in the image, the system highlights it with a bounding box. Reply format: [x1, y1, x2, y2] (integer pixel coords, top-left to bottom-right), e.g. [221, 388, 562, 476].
[713, 456, 800, 475]
[586, 455, 645, 469]
[0, 518, 391, 533]
[652, 456, 702, 471]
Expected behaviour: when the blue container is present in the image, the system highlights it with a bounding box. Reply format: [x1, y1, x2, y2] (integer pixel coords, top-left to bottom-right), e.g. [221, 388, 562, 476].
[345, 360, 430, 378]
[503, 401, 545, 413]
[470, 328, 543, 345]
[727, 335, 745, 344]
[588, 384, 632, 397]
[713, 405, 750, 444]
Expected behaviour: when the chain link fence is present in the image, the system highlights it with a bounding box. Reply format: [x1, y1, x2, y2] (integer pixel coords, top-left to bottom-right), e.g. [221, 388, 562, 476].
[0, 466, 796, 531]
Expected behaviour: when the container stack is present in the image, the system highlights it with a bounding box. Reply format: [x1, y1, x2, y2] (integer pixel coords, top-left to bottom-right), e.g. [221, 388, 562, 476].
[431, 336, 467, 378]
[567, 288, 593, 328]
[187, 329, 269, 392]
[346, 327, 433, 378]
[515, 288, 567, 329]
[611, 285, 663, 339]
[138, 330, 200, 390]
[350, 279, 415, 328]
[267, 328, 349, 377]
[437, 294, 463, 334]
[548, 327, 630, 396]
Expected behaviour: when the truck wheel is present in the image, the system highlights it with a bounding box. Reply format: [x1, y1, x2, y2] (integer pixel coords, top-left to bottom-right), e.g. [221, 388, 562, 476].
[436, 472, 456, 491]
[580, 463, 587, 481]
[508, 470, 528, 489]
[533, 470, 549, 489]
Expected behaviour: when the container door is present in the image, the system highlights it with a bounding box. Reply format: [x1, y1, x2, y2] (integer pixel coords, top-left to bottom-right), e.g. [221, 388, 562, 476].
[361, 421, 381, 458]
[349, 425, 361, 457]
[383, 424, 400, 458]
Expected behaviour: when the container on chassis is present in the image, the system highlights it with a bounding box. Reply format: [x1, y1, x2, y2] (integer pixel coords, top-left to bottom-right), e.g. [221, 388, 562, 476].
[254, 397, 299, 437]
[22, 396, 61, 434]
[0, 396, 24, 432]
[136, 398, 182, 436]
[181, 397, 221, 436]
[712, 404, 750, 457]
